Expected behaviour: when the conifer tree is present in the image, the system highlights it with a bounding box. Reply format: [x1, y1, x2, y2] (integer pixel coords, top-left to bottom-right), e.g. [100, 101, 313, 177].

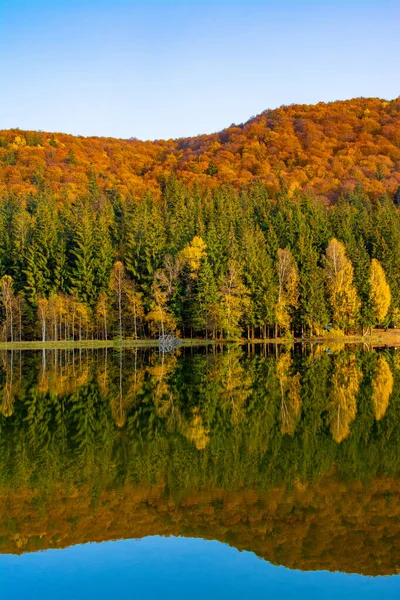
[69, 200, 96, 305]
[125, 194, 166, 292]
[276, 248, 299, 335]
[24, 196, 59, 304]
[93, 208, 114, 294]
[110, 261, 126, 340]
[240, 224, 277, 338]
[298, 246, 328, 336]
[194, 257, 220, 338]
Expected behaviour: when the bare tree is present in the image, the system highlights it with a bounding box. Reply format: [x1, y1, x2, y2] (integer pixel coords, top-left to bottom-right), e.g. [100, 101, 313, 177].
[1, 276, 15, 342]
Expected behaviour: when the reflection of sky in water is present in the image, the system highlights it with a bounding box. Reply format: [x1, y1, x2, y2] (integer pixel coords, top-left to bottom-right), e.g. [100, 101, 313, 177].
[1, 536, 399, 600]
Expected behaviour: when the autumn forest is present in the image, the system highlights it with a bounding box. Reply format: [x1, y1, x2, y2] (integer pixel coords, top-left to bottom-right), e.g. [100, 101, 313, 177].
[1, 97, 400, 341]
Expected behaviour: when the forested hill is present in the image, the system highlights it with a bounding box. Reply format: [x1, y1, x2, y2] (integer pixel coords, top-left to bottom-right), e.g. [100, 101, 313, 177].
[1, 96, 400, 202]
[1, 97, 400, 342]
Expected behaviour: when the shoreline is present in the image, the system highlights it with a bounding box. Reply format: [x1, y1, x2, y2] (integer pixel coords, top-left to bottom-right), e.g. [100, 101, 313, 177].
[0, 330, 399, 350]
[0, 339, 215, 351]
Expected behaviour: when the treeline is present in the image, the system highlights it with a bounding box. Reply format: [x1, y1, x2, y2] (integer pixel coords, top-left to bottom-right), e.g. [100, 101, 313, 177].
[1, 98, 400, 201]
[0, 179, 399, 341]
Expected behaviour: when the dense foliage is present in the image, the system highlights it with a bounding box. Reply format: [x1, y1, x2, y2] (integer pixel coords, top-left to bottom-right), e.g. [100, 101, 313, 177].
[0, 178, 399, 340]
[1, 98, 399, 201]
[1, 97, 400, 340]
[0, 345, 400, 574]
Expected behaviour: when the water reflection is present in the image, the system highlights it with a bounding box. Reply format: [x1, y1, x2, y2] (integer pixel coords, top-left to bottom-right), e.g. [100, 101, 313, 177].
[0, 344, 400, 576]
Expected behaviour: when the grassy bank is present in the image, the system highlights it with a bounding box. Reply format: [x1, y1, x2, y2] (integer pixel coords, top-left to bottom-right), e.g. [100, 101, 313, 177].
[0, 330, 399, 351]
[0, 338, 216, 351]
[241, 329, 400, 348]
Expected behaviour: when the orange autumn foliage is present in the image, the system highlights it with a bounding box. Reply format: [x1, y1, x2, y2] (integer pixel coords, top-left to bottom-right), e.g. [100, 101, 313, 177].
[0, 97, 399, 202]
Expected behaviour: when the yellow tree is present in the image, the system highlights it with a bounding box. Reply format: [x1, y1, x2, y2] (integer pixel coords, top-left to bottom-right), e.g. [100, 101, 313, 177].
[47, 294, 58, 341]
[324, 238, 359, 332]
[75, 301, 91, 341]
[37, 297, 48, 342]
[219, 260, 250, 339]
[47, 294, 68, 341]
[125, 284, 145, 340]
[96, 291, 110, 341]
[370, 258, 391, 328]
[371, 355, 393, 421]
[55, 294, 66, 341]
[147, 282, 176, 337]
[0, 275, 15, 342]
[329, 353, 362, 443]
[276, 248, 299, 335]
[179, 235, 207, 277]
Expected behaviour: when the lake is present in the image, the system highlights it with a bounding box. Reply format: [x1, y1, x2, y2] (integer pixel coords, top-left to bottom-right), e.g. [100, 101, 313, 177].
[0, 344, 400, 598]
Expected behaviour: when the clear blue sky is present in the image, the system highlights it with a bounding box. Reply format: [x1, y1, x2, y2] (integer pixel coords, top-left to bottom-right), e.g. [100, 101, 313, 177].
[0, 0, 399, 140]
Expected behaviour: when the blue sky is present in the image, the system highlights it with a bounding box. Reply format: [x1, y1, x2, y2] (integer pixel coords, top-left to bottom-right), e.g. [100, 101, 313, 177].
[0, 0, 399, 140]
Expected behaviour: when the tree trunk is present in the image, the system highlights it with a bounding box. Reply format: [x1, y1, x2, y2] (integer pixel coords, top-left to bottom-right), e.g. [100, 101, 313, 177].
[118, 279, 123, 339]
[9, 301, 13, 342]
[133, 301, 137, 340]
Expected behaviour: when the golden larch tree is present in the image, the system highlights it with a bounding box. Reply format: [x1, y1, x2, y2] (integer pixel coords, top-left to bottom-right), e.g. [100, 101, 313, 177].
[324, 238, 359, 332]
[370, 258, 391, 326]
[179, 236, 207, 277]
[0, 275, 16, 342]
[147, 282, 176, 337]
[219, 260, 250, 340]
[276, 248, 299, 334]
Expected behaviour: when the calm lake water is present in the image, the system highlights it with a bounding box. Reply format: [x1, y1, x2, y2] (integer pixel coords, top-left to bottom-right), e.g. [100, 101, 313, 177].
[0, 344, 400, 598]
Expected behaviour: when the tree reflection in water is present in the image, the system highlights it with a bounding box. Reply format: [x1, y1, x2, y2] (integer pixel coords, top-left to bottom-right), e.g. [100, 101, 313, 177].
[0, 344, 400, 575]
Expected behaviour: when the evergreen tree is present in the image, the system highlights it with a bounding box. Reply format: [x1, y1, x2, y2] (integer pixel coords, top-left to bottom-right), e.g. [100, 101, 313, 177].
[193, 257, 220, 337]
[69, 199, 97, 304]
[276, 247, 299, 335]
[125, 194, 166, 293]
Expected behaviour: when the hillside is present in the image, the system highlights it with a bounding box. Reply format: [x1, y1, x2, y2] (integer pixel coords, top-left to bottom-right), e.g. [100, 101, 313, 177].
[1, 97, 400, 202]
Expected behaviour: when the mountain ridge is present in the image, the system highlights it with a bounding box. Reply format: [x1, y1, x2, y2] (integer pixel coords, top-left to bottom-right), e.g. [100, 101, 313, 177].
[1, 96, 399, 202]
